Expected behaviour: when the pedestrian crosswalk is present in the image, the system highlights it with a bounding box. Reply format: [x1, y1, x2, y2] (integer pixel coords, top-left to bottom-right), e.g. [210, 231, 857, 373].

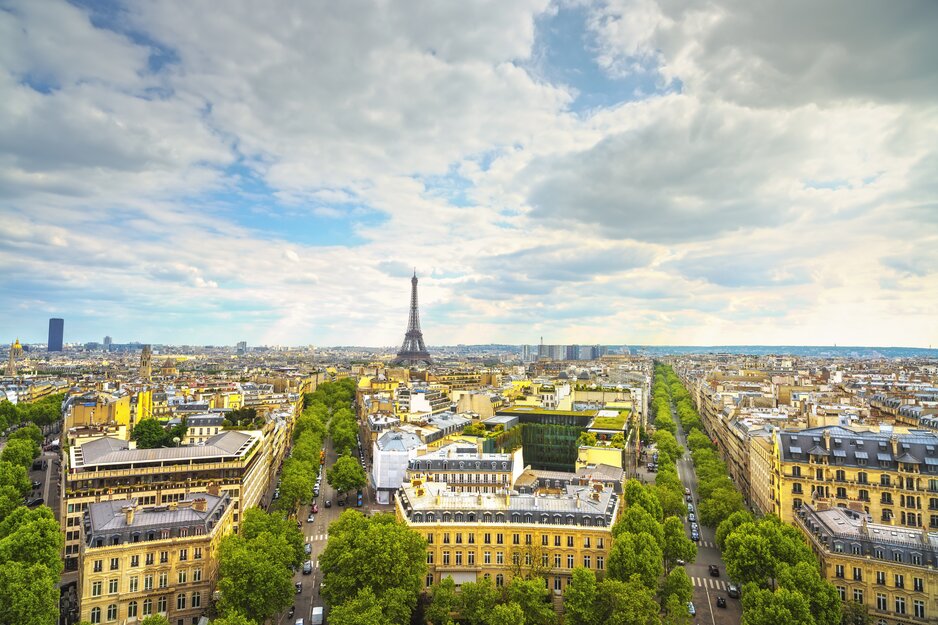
[697, 540, 716, 548]
[692, 577, 729, 591]
[306, 534, 328, 542]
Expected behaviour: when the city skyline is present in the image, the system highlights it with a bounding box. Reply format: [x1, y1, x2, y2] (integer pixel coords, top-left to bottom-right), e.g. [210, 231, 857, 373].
[2, 1, 937, 347]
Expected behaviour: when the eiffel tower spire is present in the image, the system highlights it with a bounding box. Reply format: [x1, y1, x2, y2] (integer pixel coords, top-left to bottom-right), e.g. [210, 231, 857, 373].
[394, 271, 431, 366]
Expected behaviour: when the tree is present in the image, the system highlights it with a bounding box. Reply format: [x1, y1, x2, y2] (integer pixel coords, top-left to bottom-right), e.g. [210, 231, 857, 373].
[563, 567, 599, 625]
[141, 616, 171, 625]
[506, 576, 555, 625]
[614, 506, 663, 545]
[0, 439, 36, 470]
[0, 561, 60, 625]
[698, 487, 746, 527]
[661, 595, 692, 625]
[777, 561, 841, 625]
[225, 407, 259, 428]
[723, 525, 775, 587]
[460, 577, 500, 625]
[715, 510, 755, 550]
[0, 461, 30, 497]
[659, 566, 692, 606]
[0, 506, 64, 573]
[840, 600, 872, 625]
[486, 603, 525, 625]
[607, 531, 663, 589]
[623, 480, 663, 521]
[577, 432, 597, 447]
[425, 576, 458, 625]
[740, 585, 812, 625]
[319, 511, 427, 625]
[217, 532, 294, 623]
[327, 454, 368, 496]
[653, 431, 683, 461]
[278, 457, 315, 510]
[210, 612, 257, 625]
[661, 517, 697, 569]
[131, 419, 173, 449]
[329, 587, 392, 625]
[9, 424, 42, 446]
[331, 422, 358, 455]
[597, 577, 661, 625]
[239, 507, 305, 567]
[651, 484, 687, 519]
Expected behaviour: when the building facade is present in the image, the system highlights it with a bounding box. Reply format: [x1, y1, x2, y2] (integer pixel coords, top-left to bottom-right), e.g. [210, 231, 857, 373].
[79, 493, 233, 625]
[396, 480, 620, 594]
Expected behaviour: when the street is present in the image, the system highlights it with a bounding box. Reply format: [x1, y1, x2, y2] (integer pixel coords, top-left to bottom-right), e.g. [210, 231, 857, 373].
[638, 408, 743, 625]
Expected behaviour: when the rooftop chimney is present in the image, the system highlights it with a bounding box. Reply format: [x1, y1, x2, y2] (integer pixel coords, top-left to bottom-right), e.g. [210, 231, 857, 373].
[207, 482, 220, 497]
[192, 497, 207, 512]
[122, 505, 135, 525]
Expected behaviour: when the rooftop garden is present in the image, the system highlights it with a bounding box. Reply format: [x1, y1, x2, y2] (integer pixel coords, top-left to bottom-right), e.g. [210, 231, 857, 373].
[590, 410, 630, 431]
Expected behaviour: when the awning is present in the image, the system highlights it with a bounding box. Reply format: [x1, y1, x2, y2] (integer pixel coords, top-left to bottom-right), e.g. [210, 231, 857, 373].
[444, 571, 478, 585]
[854, 451, 868, 459]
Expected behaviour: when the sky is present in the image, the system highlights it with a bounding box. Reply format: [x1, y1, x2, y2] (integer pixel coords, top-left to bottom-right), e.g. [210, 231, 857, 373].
[1, 0, 937, 348]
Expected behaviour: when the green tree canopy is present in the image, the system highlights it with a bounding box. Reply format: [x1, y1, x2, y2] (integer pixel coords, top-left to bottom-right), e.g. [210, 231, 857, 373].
[319, 511, 427, 625]
[659, 566, 693, 606]
[329, 587, 393, 625]
[607, 531, 663, 589]
[0, 439, 37, 470]
[740, 585, 812, 625]
[459, 577, 500, 625]
[141, 616, 171, 625]
[614, 505, 663, 544]
[506, 576, 555, 625]
[425, 576, 458, 625]
[9, 424, 42, 446]
[715, 510, 755, 550]
[239, 507, 305, 567]
[623, 480, 663, 521]
[131, 419, 175, 449]
[486, 603, 525, 625]
[661, 516, 697, 569]
[210, 612, 257, 625]
[597, 577, 661, 625]
[327, 454, 368, 495]
[563, 567, 598, 625]
[217, 532, 294, 623]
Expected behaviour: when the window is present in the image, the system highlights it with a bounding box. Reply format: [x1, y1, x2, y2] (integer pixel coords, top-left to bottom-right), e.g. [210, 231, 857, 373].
[525, 534, 532, 545]
[835, 565, 845, 578]
[131, 555, 139, 568]
[108, 578, 119, 594]
[584, 537, 591, 549]
[554, 535, 561, 547]
[895, 574, 904, 589]
[129, 576, 138, 593]
[567, 536, 574, 547]
[177, 593, 186, 610]
[836, 470, 846, 482]
[193, 568, 201, 582]
[792, 484, 803, 494]
[914, 577, 924, 592]
[496, 552, 504, 565]
[443, 533, 450, 544]
[542, 535, 549, 546]
[484, 552, 491, 565]
[853, 567, 863, 581]
[110, 557, 119, 571]
[554, 554, 561, 568]
[192, 592, 201, 608]
[876, 571, 886, 585]
[90, 607, 101, 624]
[92, 581, 102, 597]
[859, 489, 870, 502]
[837, 487, 848, 499]
[427, 552, 434, 564]
[496, 574, 504, 587]
[179, 548, 188, 561]
[512, 533, 520, 545]
[160, 550, 168, 564]
[442, 551, 450, 565]
[914, 600, 925, 619]
[143, 599, 152, 616]
[583, 556, 591, 568]
[837, 586, 846, 601]
[853, 589, 863, 603]
[597, 556, 604, 570]
[145, 575, 153, 591]
[107, 604, 117, 621]
[94, 560, 103, 572]
[792, 466, 801, 477]
[895, 597, 906, 615]
[567, 555, 574, 569]
[497, 534, 503, 545]
[816, 469, 824, 481]
[456, 552, 463, 565]
[194, 547, 202, 560]
[159, 572, 168, 589]
[178, 570, 187, 584]
[876, 593, 887, 611]
[146, 553, 154, 566]
[468, 533, 475, 544]
[157, 596, 167, 613]
[881, 475, 891, 486]
[128, 602, 138, 618]
[426, 574, 434, 588]
[484, 533, 491, 544]
[468, 551, 475, 565]
[858, 472, 868, 484]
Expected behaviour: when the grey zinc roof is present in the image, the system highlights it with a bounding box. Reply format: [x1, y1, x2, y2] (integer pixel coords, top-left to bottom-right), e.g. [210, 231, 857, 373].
[85, 494, 231, 545]
[779, 425, 938, 468]
[377, 430, 423, 452]
[74, 430, 258, 469]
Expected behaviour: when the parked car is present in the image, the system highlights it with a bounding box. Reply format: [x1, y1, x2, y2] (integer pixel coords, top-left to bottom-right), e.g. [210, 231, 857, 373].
[675, 559, 686, 566]
[687, 503, 694, 513]
[295, 582, 303, 594]
[324, 500, 332, 508]
[26, 497, 44, 508]
[691, 530, 700, 541]
[304, 543, 312, 555]
[307, 513, 315, 523]
[303, 560, 313, 575]
[688, 512, 696, 522]
[684, 487, 691, 496]
[687, 602, 696, 616]
[685, 493, 693, 502]
[31, 480, 41, 489]
[716, 596, 727, 608]
[312, 503, 319, 513]
[728, 584, 740, 598]
[709, 564, 720, 577]
[690, 522, 698, 532]
[288, 606, 295, 618]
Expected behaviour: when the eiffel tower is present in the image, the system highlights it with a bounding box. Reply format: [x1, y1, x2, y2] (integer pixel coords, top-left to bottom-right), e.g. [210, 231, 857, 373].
[394, 271, 432, 366]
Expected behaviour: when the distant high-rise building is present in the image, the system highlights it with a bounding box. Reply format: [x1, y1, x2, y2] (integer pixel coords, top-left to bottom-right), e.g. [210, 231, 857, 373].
[566, 345, 579, 361]
[47, 318, 63, 352]
[103, 336, 112, 351]
[236, 341, 247, 354]
[589, 345, 607, 359]
[521, 345, 532, 363]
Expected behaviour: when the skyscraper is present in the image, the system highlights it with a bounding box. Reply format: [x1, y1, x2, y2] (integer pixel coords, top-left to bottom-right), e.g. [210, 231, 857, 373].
[103, 336, 112, 351]
[48, 318, 64, 352]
